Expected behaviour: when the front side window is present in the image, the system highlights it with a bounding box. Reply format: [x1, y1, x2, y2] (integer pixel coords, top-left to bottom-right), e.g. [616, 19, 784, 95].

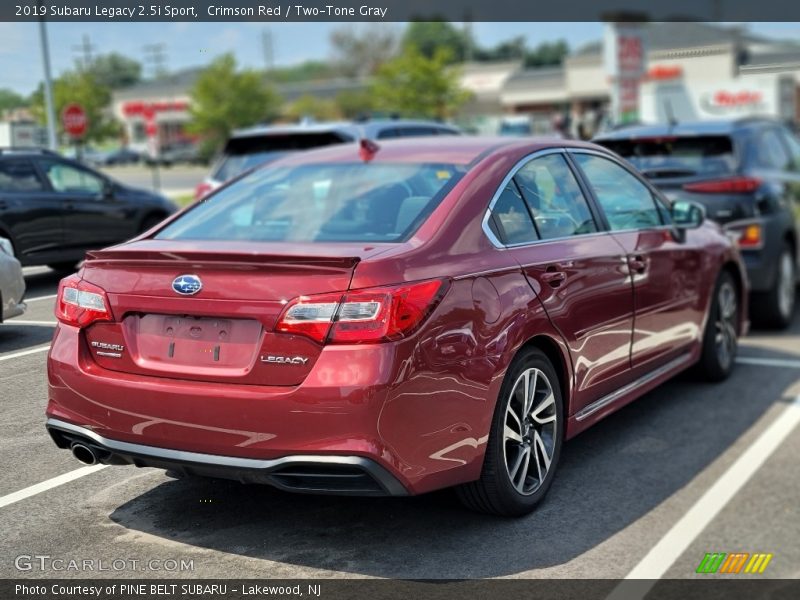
[515, 153, 598, 240]
[157, 162, 465, 243]
[574, 154, 663, 231]
[40, 161, 104, 195]
[0, 160, 44, 192]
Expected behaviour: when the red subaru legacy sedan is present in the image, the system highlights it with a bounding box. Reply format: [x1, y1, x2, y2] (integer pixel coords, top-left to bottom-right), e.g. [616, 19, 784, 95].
[46, 137, 747, 516]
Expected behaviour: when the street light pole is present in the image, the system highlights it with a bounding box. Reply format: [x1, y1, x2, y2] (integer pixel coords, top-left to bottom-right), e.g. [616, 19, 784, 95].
[38, 14, 58, 150]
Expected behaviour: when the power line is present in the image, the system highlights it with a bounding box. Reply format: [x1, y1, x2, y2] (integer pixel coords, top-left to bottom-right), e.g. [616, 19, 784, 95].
[72, 34, 96, 70]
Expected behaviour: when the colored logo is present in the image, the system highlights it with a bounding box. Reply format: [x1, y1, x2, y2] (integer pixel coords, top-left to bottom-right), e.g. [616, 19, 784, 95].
[172, 275, 202, 296]
[696, 552, 773, 574]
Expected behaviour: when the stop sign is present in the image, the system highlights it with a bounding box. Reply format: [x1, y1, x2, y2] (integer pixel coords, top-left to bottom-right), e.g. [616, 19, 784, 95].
[62, 104, 88, 138]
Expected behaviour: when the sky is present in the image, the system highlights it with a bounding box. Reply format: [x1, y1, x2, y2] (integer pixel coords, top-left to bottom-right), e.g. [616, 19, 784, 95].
[1, 21, 799, 95]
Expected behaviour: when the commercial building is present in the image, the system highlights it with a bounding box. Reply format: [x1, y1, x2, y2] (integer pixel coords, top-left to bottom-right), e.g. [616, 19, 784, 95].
[111, 22, 800, 147]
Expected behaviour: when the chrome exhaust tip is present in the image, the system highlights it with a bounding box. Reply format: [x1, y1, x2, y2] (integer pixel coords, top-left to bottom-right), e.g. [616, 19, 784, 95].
[71, 442, 98, 466]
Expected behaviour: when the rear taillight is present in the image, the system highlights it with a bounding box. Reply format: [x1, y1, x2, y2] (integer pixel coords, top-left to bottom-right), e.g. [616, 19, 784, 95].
[194, 182, 213, 200]
[683, 177, 761, 194]
[55, 274, 111, 328]
[276, 279, 448, 344]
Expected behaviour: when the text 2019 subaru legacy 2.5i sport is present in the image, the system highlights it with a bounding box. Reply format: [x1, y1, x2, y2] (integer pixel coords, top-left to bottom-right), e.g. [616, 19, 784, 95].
[45, 137, 747, 516]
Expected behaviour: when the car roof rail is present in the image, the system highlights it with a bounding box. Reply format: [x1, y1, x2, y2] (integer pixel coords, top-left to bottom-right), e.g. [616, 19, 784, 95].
[0, 146, 60, 157]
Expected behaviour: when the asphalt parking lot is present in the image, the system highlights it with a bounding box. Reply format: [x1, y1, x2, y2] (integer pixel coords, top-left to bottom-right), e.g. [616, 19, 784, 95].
[1, 266, 799, 582]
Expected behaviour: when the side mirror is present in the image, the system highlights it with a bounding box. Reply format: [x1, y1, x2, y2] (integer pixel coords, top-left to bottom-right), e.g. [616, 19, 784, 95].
[671, 200, 705, 229]
[102, 180, 116, 199]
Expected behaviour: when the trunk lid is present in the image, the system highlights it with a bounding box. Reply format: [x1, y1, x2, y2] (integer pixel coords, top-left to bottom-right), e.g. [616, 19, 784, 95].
[80, 240, 390, 385]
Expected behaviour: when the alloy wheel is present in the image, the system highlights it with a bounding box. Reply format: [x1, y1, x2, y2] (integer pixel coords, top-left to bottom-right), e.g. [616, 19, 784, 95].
[714, 281, 738, 370]
[502, 368, 558, 496]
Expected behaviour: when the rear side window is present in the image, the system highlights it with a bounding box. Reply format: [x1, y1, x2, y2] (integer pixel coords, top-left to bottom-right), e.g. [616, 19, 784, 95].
[40, 161, 104, 194]
[157, 162, 465, 243]
[213, 132, 351, 182]
[515, 154, 598, 240]
[600, 135, 737, 178]
[488, 182, 538, 245]
[0, 159, 44, 192]
[574, 154, 663, 231]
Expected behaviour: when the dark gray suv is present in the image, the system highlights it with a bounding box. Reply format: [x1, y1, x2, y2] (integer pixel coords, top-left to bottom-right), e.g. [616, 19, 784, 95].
[595, 118, 799, 329]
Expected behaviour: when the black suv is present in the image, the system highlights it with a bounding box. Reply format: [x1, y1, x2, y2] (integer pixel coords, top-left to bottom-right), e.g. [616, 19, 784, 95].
[595, 118, 800, 329]
[0, 148, 177, 271]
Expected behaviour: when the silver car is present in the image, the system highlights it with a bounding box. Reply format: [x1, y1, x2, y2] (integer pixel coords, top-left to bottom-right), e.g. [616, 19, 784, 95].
[0, 237, 25, 322]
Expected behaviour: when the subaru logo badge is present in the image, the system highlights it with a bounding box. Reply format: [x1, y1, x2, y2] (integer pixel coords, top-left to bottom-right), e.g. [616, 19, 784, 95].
[172, 274, 202, 296]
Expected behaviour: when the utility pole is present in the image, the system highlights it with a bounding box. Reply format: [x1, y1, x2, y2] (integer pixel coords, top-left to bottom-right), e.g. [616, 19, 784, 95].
[72, 34, 96, 70]
[37, 8, 58, 150]
[261, 29, 274, 72]
[143, 43, 168, 79]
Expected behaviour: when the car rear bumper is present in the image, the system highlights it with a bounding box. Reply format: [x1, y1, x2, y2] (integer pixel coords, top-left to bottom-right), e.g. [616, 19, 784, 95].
[46, 418, 407, 496]
[46, 322, 495, 496]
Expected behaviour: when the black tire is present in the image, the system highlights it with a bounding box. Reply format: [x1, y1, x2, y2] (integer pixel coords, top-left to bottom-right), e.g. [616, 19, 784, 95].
[751, 242, 796, 330]
[47, 262, 78, 275]
[697, 270, 740, 382]
[456, 347, 564, 517]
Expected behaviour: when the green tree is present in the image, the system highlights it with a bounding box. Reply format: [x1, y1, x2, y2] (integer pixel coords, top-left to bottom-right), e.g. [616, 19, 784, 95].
[524, 40, 569, 68]
[334, 89, 375, 120]
[30, 70, 119, 143]
[188, 54, 282, 153]
[85, 53, 142, 90]
[284, 94, 340, 121]
[0, 88, 27, 115]
[371, 46, 471, 120]
[402, 21, 473, 64]
[330, 25, 399, 78]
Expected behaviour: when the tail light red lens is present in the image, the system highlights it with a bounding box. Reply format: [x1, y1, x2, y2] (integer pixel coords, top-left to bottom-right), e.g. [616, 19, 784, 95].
[276, 279, 448, 344]
[683, 177, 761, 194]
[55, 275, 112, 328]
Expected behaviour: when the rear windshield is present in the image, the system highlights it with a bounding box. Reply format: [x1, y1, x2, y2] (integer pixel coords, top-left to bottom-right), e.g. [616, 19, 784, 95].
[212, 132, 352, 182]
[157, 162, 466, 243]
[600, 135, 737, 178]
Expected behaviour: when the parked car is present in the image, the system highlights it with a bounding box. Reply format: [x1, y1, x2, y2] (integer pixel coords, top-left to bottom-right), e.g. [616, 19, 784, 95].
[0, 148, 178, 272]
[0, 236, 25, 322]
[45, 137, 746, 517]
[194, 119, 462, 199]
[95, 147, 141, 167]
[145, 141, 204, 167]
[594, 118, 799, 328]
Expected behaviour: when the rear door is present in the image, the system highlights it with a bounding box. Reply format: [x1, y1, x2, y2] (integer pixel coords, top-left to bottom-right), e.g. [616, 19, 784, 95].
[0, 157, 64, 261]
[570, 150, 704, 371]
[488, 150, 636, 411]
[36, 159, 132, 252]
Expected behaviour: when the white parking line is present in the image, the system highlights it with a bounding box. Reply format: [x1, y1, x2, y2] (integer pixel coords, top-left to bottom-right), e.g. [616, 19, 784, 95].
[0, 345, 50, 362]
[736, 356, 800, 369]
[5, 320, 56, 327]
[24, 294, 57, 303]
[607, 394, 800, 598]
[0, 465, 108, 509]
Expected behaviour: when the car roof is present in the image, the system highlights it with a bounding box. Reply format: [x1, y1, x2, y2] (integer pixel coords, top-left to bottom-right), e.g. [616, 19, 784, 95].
[230, 119, 460, 140]
[262, 136, 604, 168]
[593, 117, 784, 141]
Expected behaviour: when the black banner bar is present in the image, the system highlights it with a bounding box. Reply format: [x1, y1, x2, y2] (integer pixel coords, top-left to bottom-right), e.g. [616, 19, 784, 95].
[3, 579, 800, 600]
[5, 0, 800, 22]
